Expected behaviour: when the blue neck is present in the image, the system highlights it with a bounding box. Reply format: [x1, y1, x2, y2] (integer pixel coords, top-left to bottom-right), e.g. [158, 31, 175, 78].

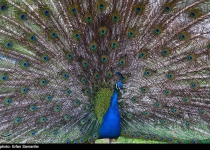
[99, 88, 121, 139]
[110, 89, 119, 108]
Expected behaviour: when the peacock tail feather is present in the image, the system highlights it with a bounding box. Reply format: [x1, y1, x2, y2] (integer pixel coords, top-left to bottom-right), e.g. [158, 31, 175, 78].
[0, 0, 210, 144]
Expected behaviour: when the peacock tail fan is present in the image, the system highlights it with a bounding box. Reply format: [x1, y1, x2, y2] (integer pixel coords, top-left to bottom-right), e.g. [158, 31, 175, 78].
[0, 0, 210, 144]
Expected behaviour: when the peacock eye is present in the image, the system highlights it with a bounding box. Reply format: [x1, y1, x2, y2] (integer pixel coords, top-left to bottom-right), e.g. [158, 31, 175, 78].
[52, 33, 56, 37]
[119, 59, 126, 66]
[66, 140, 71, 144]
[31, 36, 35, 41]
[107, 74, 111, 77]
[154, 28, 159, 34]
[75, 34, 79, 39]
[101, 55, 108, 63]
[190, 12, 195, 17]
[7, 42, 12, 48]
[82, 60, 89, 67]
[180, 34, 185, 39]
[67, 90, 71, 94]
[136, 7, 141, 12]
[84, 89, 90, 96]
[62, 73, 69, 79]
[113, 16, 118, 21]
[129, 32, 133, 36]
[1, 5, 6, 10]
[162, 50, 167, 54]
[20, 14, 26, 20]
[188, 55, 193, 60]
[72, 8, 76, 13]
[99, 4, 104, 9]
[186, 122, 190, 126]
[92, 45, 96, 49]
[164, 6, 170, 11]
[24, 62, 28, 67]
[31, 131, 35, 136]
[139, 53, 145, 58]
[68, 54, 72, 58]
[87, 17, 91, 21]
[191, 83, 196, 87]
[45, 10, 49, 15]
[53, 131, 57, 135]
[2, 75, 7, 80]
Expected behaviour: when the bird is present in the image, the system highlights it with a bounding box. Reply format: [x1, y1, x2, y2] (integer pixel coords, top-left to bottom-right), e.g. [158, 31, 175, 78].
[0, 0, 210, 144]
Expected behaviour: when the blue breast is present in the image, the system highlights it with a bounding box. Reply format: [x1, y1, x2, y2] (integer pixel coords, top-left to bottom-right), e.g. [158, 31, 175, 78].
[99, 89, 121, 139]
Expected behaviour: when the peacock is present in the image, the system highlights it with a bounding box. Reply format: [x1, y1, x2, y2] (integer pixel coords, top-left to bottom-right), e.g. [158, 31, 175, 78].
[0, 0, 210, 144]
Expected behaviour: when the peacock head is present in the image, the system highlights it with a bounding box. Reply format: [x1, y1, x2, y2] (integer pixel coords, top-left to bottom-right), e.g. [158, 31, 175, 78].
[114, 71, 124, 94]
[115, 81, 123, 94]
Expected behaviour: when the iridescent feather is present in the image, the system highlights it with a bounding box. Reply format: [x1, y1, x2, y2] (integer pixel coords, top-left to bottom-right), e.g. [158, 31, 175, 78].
[0, 0, 210, 144]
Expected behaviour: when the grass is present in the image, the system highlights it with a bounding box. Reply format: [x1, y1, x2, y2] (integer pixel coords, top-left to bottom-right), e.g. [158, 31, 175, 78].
[95, 136, 166, 144]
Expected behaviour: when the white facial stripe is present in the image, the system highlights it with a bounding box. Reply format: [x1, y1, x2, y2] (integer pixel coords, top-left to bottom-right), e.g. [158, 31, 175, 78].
[116, 83, 120, 90]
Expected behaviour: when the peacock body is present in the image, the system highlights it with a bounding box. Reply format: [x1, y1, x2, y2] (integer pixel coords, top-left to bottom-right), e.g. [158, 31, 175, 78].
[0, 0, 210, 144]
[99, 81, 123, 139]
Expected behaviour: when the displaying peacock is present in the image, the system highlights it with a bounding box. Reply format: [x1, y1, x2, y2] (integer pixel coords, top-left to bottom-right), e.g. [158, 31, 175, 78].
[0, 0, 210, 144]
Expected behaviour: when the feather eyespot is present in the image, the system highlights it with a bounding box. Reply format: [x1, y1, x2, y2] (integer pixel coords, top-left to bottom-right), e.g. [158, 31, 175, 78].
[4, 98, 12, 106]
[40, 117, 47, 123]
[82, 60, 89, 68]
[20, 86, 28, 94]
[54, 105, 61, 112]
[20, 14, 26, 20]
[14, 117, 22, 124]
[83, 88, 91, 96]
[64, 115, 71, 121]
[101, 55, 108, 63]
[30, 35, 36, 41]
[7, 42, 12, 47]
[29, 105, 37, 112]
[81, 77, 87, 84]
[1, 4, 7, 11]
[1, 74, 8, 82]
[106, 70, 113, 79]
[74, 99, 80, 106]
[31, 131, 36, 136]
[44, 10, 49, 16]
